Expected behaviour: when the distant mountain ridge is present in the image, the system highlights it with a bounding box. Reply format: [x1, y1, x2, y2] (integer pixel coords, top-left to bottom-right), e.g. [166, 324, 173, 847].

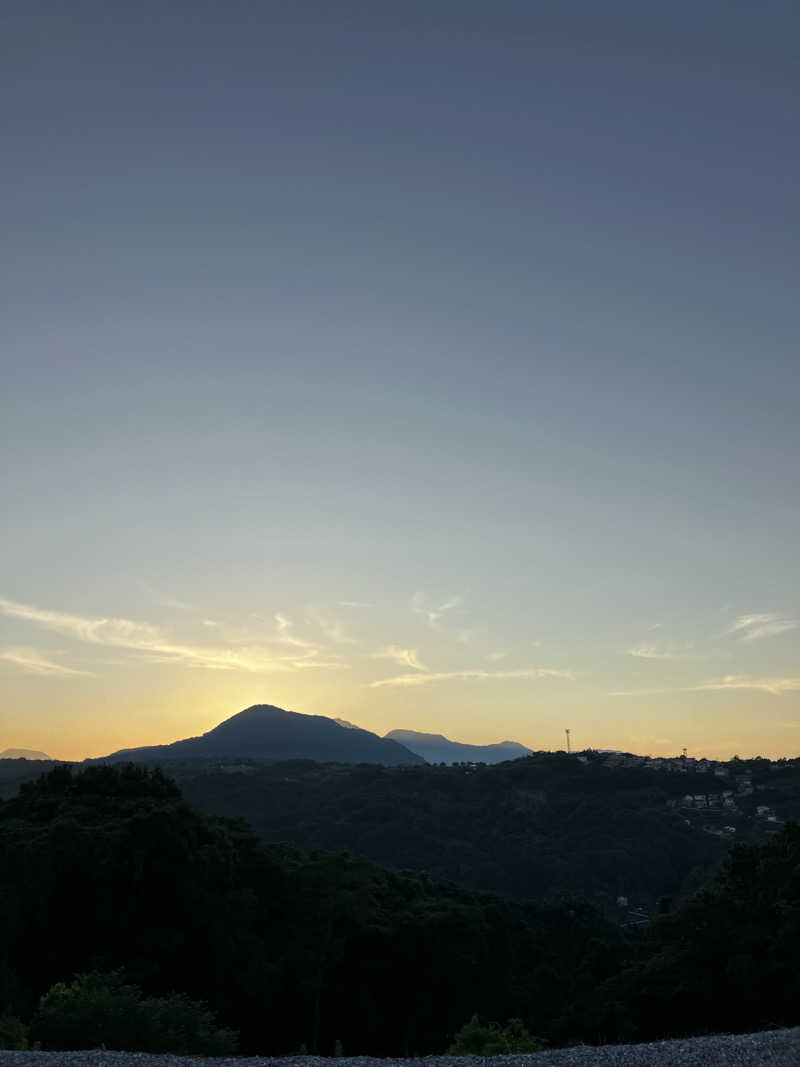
[99, 704, 424, 766]
[385, 728, 531, 765]
[0, 748, 52, 761]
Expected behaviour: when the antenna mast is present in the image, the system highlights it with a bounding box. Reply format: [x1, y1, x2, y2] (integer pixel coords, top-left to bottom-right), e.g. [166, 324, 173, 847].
[565, 728, 571, 754]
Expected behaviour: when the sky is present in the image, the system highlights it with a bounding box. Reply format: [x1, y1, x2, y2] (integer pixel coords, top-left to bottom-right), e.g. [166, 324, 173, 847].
[2, 1, 799, 761]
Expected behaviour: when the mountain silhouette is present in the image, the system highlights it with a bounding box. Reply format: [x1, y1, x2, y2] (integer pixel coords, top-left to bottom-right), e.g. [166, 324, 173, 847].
[0, 748, 52, 760]
[384, 729, 531, 765]
[100, 705, 425, 766]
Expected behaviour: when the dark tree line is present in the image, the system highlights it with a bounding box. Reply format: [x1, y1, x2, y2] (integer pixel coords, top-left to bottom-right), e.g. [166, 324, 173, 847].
[565, 822, 800, 1044]
[177, 753, 728, 912]
[0, 764, 625, 1055]
[3, 763, 800, 1054]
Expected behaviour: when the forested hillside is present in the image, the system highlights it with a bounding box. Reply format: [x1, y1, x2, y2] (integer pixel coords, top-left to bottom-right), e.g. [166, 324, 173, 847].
[175, 752, 729, 912]
[3, 764, 800, 1054]
[0, 764, 624, 1055]
[5, 750, 798, 916]
[567, 822, 800, 1044]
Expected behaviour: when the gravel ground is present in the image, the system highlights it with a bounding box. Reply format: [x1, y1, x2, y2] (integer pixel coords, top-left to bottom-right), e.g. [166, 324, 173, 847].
[2, 1029, 800, 1067]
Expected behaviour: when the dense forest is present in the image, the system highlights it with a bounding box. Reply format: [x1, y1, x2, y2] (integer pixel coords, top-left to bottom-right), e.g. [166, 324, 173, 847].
[0, 764, 624, 1054]
[3, 750, 797, 924]
[2, 763, 800, 1054]
[176, 753, 731, 913]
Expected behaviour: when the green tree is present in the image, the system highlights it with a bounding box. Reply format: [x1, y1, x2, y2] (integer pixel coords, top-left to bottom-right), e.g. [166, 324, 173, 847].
[448, 1014, 546, 1054]
[33, 972, 238, 1055]
[0, 1014, 29, 1050]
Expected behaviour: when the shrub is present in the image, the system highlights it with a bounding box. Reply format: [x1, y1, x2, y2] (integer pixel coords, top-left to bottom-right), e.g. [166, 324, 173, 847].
[448, 1013, 546, 1054]
[33, 971, 238, 1055]
[0, 1014, 29, 1050]
[139, 990, 238, 1056]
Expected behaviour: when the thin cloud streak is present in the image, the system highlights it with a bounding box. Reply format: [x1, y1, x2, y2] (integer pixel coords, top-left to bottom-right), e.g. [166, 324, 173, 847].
[696, 675, 800, 696]
[728, 613, 798, 641]
[412, 592, 463, 630]
[369, 667, 573, 689]
[0, 597, 166, 647]
[372, 646, 428, 671]
[0, 647, 93, 676]
[305, 604, 356, 644]
[133, 579, 192, 611]
[610, 687, 680, 697]
[611, 675, 800, 697]
[273, 613, 318, 650]
[627, 644, 679, 660]
[0, 597, 347, 674]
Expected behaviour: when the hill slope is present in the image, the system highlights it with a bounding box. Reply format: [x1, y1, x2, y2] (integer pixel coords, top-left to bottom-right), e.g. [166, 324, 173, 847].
[0, 763, 620, 1055]
[100, 704, 424, 766]
[176, 752, 728, 912]
[0, 748, 51, 760]
[385, 728, 531, 764]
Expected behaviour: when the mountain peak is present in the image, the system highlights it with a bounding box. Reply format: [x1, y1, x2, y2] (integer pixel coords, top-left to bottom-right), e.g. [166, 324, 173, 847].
[333, 717, 361, 729]
[384, 728, 531, 765]
[100, 705, 424, 766]
[0, 748, 52, 761]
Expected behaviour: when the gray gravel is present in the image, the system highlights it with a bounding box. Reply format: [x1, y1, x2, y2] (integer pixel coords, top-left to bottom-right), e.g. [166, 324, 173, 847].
[2, 1029, 800, 1067]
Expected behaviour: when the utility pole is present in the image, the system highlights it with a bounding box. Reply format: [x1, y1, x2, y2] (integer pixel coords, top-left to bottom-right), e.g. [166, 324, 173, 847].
[565, 728, 571, 754]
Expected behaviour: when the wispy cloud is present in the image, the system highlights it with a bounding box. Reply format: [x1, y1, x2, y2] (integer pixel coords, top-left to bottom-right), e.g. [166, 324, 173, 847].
[611, 674, 800, 697]
[0, 646, 93, 677]
[305, 604, 356, 644]
[412, 592, 463, 630]
[289, 658, 351, 671]
[727, 613, 798, 642]
[486, 650, 509, 661]
[372, 646, 428, 671]
[627, 644, 681, 660]
[273, 613, 318, 650]
[0, 597, 166, 647]
[0, 597, 347, 674]
[339, 600, 371, 608]
[369, 667, 573, 689]
[610, 686, 679, 697]
[133, 579, 192, 611]
[695, 675, 800, 696]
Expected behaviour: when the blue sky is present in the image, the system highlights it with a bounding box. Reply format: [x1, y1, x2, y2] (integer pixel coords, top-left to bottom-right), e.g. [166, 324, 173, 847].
[2, 1, 799, 759]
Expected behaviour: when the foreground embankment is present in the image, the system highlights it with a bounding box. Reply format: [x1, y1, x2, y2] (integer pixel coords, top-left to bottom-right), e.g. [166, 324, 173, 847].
[2, 1028, 800, 1067]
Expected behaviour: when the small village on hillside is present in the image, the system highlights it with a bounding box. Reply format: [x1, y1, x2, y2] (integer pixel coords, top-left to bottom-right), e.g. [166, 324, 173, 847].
[580, 749, 792, 831]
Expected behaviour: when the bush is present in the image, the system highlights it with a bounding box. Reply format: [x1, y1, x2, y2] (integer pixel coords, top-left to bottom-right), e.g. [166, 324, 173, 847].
[33, 971, 238, 1055]
[139, 990, 238, 1056]
[0, 1014, 29, 1050]
[448, 1014, 546, 1054]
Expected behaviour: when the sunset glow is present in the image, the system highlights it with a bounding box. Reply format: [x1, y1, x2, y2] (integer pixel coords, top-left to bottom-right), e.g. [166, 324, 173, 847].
[3, 2, 798, 763]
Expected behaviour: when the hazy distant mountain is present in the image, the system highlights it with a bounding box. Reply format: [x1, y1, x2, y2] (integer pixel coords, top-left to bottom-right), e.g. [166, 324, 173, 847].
[0, 748, 52, 760]
[100, 705, 425, 766]
[384, 729, 531, 765]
